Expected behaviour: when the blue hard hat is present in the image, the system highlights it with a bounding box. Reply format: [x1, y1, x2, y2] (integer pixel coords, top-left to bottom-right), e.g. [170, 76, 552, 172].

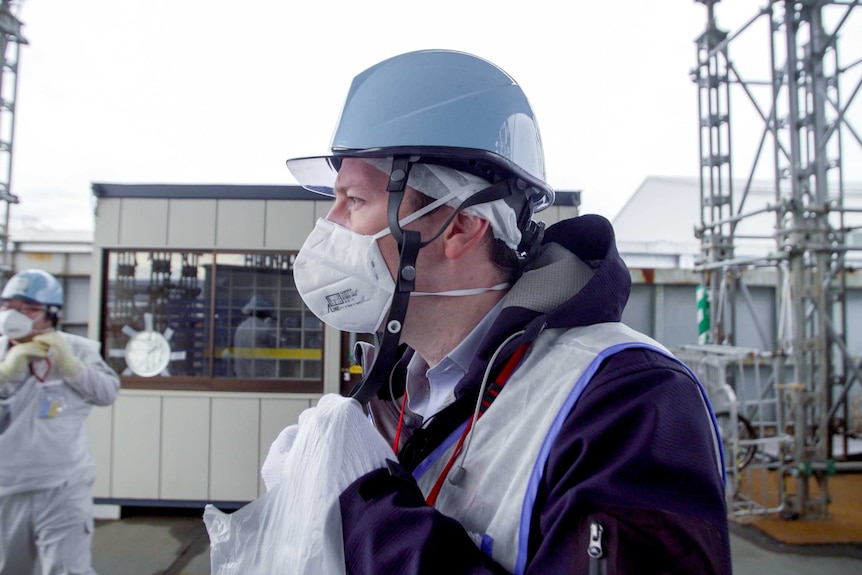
[1, 269, 64, 308]
[286, 49, 554, 213]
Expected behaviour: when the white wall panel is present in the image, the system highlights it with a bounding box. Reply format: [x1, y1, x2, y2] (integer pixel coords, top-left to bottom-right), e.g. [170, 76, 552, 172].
[313, 201, 331, 220]
[215, 200, 265, 248]
[86, 404, 114, 498]
[112, 395, 161, 498]
[94, 198, 121, 246]
[13, 252, 95, 277]
[13, 252, 66, 274]
[9, 252, 92, 279]
[209, 398, 260, 501]
[161, 396, 210, 500]
[264, 200, 316, 249]
[323, 323, 342, 395]
[536, 204, 579, 227]
[536, 205, 562, 227]
[104, 392, 322, 503]
[168, 199, 218, 248]
[119, 199, 169, 246]
[63, 277, 91, 324]
[66, 252, 95, 276]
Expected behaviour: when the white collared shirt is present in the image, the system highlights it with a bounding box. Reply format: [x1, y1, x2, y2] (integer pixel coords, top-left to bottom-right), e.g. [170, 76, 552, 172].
[406, 300, 504, 422]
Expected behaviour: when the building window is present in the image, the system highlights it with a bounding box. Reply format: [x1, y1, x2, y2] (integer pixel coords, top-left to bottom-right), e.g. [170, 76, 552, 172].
[103, 250, 322, 392]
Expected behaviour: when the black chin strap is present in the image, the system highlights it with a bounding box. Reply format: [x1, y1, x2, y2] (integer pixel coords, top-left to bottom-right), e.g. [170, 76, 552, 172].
[349, 156, 420, 404]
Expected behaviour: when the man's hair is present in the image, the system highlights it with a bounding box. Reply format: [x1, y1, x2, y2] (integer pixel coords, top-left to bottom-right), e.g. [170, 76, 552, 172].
[410, 191, 522, 283]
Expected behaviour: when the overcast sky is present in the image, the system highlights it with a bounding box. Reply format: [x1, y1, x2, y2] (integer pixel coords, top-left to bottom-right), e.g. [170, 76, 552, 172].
[5, 0, 861, 232]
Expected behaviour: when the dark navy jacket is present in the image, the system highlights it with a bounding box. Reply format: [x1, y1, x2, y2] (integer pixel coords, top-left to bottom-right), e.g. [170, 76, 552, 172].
[339, 215, 732, 574]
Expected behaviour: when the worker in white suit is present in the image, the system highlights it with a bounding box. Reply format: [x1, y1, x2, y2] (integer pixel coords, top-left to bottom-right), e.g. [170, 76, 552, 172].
[233, 294, 280, 378]
[0, 269, 120, 575]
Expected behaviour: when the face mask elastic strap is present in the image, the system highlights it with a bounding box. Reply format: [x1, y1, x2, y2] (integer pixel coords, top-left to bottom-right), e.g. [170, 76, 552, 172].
[412, 282, 511, 297]
[371, 186, 465, 242]
[378, 165, 518, 249]
[415, 179, 517, 248]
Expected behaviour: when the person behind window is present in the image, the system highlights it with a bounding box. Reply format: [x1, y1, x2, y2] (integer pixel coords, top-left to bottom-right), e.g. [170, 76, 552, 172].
[0, 269, 120, 575]
[252, 49, 731, 574]
[234, 295, 279, 378]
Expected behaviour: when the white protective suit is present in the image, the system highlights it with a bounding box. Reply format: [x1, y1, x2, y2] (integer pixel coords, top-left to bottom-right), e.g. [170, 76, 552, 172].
[233, 315, 280, 378]
[0, 331, 120, 575]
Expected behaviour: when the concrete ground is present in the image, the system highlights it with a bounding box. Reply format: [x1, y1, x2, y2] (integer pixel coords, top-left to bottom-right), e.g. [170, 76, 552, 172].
[81, 507, 862, 575]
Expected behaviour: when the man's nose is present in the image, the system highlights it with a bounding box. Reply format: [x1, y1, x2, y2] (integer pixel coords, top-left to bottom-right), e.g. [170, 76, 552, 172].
[325, 202, 346, 225]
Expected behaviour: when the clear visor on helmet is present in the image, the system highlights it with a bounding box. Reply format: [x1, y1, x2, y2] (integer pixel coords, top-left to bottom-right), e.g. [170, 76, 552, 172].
[286, 149, 553, 213]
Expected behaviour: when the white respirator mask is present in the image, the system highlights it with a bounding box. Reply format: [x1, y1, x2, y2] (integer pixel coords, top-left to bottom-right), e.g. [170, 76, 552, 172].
[0, 309, 36, 340]
[294, 218, 396, 334]
[294, 187, 510, 334]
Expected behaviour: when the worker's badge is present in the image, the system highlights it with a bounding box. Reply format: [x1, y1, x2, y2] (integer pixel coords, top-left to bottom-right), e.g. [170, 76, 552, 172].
[37, 385, 67, 418]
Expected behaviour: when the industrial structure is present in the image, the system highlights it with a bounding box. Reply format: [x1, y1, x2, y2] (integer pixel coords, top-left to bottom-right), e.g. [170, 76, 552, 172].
[691, 0, 861, 519]
[0, 0, 25, 278]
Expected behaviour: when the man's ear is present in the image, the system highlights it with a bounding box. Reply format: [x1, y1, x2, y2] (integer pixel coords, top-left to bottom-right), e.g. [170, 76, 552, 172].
[442, 212, 491, 259]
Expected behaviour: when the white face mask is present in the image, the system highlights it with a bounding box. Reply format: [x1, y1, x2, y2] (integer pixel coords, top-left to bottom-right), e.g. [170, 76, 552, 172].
[294, 189, 512, 334]
[294, 218, 395, 334]
[0, 309, 35, 340]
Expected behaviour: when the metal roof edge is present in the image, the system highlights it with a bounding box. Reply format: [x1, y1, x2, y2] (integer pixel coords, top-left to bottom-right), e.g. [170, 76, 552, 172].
[90, 183, 323, 201]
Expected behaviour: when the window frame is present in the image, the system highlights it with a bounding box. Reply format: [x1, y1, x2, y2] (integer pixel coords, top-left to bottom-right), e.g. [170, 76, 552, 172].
[100, 248, 325, 394]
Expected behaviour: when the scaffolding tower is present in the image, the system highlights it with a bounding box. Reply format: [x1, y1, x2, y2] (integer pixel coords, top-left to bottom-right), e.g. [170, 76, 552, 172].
[693, 0, 862, 519]
[0, 0, 25, 279]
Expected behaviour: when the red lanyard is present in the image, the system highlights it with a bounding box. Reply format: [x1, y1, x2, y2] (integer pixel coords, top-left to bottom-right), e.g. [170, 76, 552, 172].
[424, 343, 529, 506]
[392, 390, 409, 453]
[29, 357, 52, 382]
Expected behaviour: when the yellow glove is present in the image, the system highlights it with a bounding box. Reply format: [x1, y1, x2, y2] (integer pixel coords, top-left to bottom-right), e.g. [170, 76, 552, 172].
[33, 331, 85, 379]
[0, 341, 48, 383]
